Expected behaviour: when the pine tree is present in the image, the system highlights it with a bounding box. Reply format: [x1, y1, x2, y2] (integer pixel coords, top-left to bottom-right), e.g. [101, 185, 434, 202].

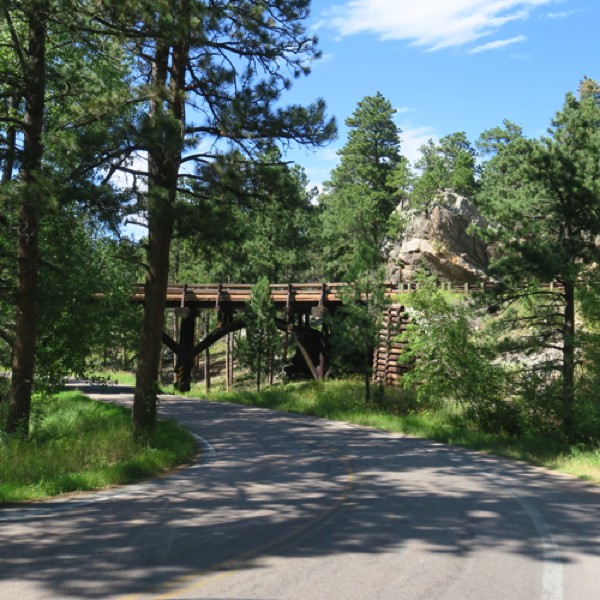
[320, 92, 402, 279]
[99, 0, 336, 433]
[238, 277, 279, 391]
[327, 243, 389, 402]
[478, 92, 600, 434]
[0, 1, 132, 434]
[412, 132, 478, 208]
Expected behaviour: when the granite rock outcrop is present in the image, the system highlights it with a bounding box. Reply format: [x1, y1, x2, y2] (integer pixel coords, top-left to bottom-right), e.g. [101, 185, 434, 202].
[382, 190, 491, 284]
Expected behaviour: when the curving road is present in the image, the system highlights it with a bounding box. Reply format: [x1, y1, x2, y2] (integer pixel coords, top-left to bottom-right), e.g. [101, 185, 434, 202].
[1, 382, 600, 600]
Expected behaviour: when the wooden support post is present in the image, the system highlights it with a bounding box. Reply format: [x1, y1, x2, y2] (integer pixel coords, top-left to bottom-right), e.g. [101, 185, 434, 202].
[174, 306, 196, 393]
[292, 333, 319, 380]
[225, 330, 230, 391]
[319, 323, 328, 381]
[228, 332, 234, 389]
[464, 282, 469, 298]
[282, 331, 289, 363]
[204, 311, 211, 394]
[215, 283, 222, 326]
[172, 309, 179, 386]
[267, 349, 273, 386]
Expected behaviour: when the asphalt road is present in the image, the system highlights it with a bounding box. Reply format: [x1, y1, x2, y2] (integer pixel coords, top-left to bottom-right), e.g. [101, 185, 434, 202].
[1, 383, 600, 600]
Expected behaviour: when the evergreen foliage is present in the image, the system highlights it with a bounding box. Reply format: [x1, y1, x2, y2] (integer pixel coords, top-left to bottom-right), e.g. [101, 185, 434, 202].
[320, 92, 402, 279]
[174, 149, 319, 283]
[99, 0, 337, 432]
[327, 243, 389, 402]
[0, 0, 134, 433]
[477, 93, 600, 439]
[412, 132, 479, 207]
[238, 277, 279, 391]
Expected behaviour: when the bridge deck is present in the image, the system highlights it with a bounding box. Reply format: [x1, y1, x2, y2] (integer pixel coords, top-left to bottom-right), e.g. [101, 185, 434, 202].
[131, 281, 565, 312]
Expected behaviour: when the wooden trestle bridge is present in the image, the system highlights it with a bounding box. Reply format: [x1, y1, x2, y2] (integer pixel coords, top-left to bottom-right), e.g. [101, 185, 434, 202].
[133, 280, 566, 391]
[133, 282, 362, 391]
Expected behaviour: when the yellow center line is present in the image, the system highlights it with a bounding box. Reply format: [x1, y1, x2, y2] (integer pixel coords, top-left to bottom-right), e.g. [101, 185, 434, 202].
[114, 444, 356, 600]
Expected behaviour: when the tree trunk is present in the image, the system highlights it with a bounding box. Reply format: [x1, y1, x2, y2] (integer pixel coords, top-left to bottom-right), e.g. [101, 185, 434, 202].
[132, 40, 175, 434]
[364, 349, 371, 404]
[562, 280, 576, 430]
[132, 214, 173, 432]
[7, 5, 46, 435]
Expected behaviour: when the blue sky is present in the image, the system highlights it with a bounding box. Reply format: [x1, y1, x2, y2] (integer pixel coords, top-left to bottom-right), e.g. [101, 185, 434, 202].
[280, 0, 599, 192]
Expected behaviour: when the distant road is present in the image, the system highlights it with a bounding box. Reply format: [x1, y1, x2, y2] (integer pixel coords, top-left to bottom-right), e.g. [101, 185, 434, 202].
[1, 381, 599, 600]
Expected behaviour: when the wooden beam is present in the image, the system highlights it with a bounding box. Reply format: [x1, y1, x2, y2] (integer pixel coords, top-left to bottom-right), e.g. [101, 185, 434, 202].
[161, 331, 180, 355]
[292, 334, 319, 380]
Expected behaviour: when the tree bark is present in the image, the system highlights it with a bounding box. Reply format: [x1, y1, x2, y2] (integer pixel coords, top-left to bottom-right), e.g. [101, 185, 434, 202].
[7, 4, 46, 435]
[132, 213, 173, 431]
[132, 40, 174, 433]
[364, 349, 371, 403]
[562, 280, 576, 429]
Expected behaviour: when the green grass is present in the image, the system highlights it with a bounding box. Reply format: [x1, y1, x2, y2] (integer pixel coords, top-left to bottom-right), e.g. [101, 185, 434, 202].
[200, 379, 600, 484]
[0, 391, 196, 504]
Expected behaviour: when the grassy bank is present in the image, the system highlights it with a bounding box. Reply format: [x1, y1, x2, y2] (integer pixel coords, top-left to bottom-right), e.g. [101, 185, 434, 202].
[0, 391, 196, 504]
[202, 379, 600, 484]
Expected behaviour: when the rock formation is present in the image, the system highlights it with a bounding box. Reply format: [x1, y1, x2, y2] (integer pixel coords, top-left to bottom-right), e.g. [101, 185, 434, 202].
[382, 190, 491, 284]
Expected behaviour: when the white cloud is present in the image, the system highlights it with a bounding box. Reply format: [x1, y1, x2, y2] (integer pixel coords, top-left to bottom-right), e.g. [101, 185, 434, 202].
[468, 34, 526, 53]
[396, 106, 410, 114]
[322, 0, 558, 50]
[510, 53, 532, 59]
[315, 147, 341, 162]
[544, 9, 581, 18]
[400, 125, 438, 163]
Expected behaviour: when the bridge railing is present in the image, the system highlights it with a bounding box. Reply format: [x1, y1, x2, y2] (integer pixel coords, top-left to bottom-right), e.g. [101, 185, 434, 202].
[131, 280, 568, 303]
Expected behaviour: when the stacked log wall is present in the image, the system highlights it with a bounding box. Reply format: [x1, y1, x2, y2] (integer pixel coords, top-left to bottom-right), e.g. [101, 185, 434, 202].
[372, 305, 413, 385]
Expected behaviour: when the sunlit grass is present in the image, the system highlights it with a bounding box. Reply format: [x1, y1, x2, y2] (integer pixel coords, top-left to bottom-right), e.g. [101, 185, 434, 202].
[0, 391, 196, 503]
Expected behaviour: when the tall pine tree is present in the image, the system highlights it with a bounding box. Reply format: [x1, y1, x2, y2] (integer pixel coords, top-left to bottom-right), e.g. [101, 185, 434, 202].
[97, 0, 336, 433]
[320, 92, 402, 279]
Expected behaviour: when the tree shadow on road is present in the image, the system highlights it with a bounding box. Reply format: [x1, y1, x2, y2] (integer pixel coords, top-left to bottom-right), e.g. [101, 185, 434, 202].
[1, 396, 599, 599]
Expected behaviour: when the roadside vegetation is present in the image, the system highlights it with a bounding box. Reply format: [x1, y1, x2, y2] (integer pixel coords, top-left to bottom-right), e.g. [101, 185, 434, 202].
[0, 389, 196, 504]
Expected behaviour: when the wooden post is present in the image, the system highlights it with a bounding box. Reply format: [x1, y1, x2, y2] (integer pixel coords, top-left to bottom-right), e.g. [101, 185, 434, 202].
[228, 331, 234, 389]
[175, 308, 196, 393]
[267, 348, 273, 386]
[204, 311, 211, 394]
[319, 324, 328, 381]
[173, 309, 178, 386]
[282, 331, 289, 363]
[225, 331, 231, 391]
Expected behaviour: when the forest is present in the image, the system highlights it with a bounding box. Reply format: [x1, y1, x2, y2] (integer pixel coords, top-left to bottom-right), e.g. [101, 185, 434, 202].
[1, 1, 600, 455]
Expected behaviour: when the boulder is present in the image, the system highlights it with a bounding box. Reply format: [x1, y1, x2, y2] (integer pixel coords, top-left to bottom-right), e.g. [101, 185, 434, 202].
[382, 190, 491, 284]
